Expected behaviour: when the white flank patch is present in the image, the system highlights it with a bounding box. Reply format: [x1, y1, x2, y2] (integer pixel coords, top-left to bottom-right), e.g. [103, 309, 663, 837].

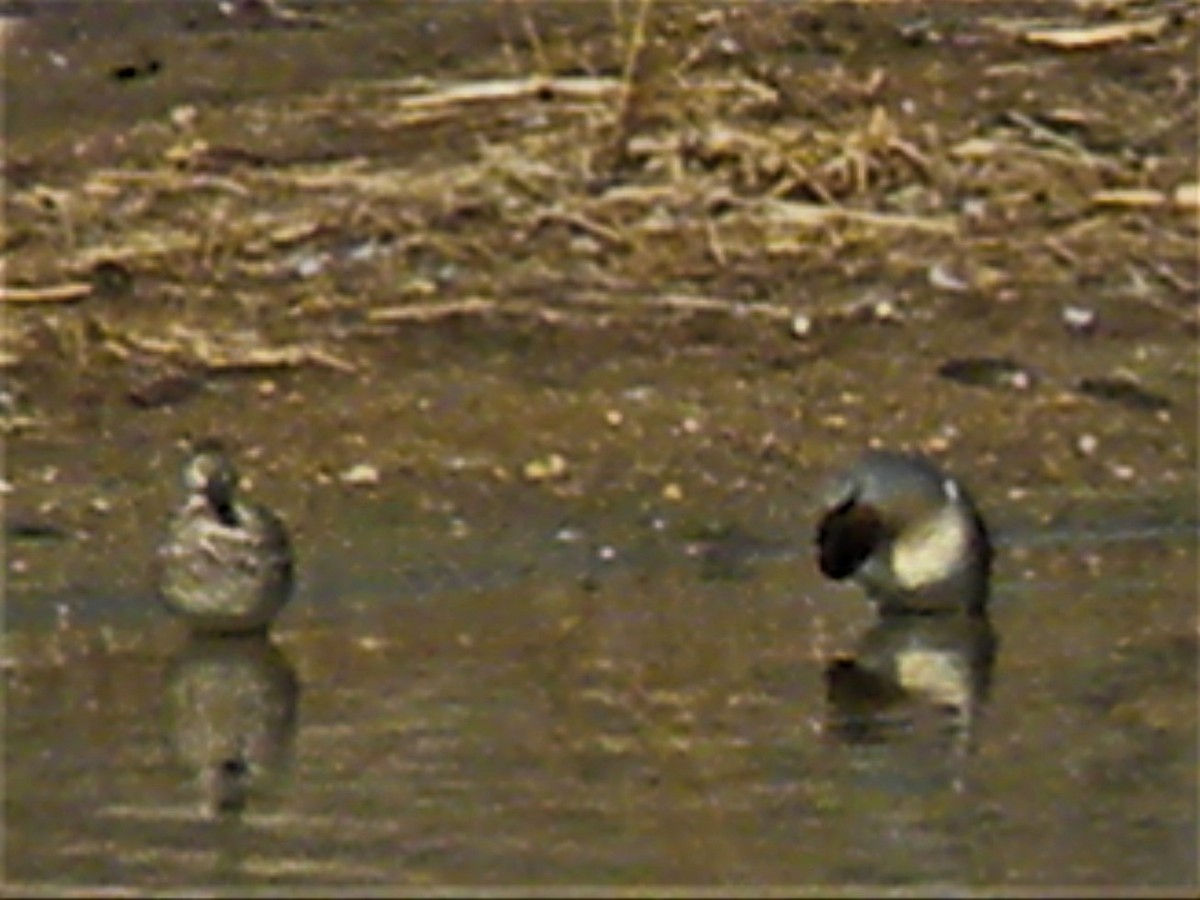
[896, 649, 967, 708]
[891, 501, 970, 590]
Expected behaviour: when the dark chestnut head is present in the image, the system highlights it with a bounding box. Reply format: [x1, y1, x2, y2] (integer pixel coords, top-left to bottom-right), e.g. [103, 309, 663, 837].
[814, 451, 992, 614]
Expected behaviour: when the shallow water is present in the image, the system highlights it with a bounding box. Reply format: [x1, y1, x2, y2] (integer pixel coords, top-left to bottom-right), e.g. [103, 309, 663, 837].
[5, 482, 1196, 890]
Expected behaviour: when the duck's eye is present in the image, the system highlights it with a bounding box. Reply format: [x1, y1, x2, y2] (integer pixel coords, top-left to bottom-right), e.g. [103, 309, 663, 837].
[816, 500, 885, 580]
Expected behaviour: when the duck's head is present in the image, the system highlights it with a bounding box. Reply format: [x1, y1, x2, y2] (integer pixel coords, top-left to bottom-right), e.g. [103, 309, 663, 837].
[815, 450, 992, 614]
[183, 439, 240, 525]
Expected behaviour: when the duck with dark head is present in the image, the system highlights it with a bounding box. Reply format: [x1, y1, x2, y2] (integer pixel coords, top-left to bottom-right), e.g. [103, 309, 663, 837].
[814, 450, 997, 749]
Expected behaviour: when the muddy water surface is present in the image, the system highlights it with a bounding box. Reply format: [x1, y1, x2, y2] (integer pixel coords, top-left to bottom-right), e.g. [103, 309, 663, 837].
[5, 472, 1197, 888]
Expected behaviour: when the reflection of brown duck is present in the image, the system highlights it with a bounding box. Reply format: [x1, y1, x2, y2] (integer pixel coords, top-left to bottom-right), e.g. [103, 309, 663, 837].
[157, 440, 294, 635]
[814, 451, 997, 743]
[163, 632, 299, 817]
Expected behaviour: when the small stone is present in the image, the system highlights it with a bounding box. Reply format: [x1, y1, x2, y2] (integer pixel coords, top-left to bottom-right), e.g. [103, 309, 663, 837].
[872, 299, 901, 321]
[1062, 305, 1097, 335]
[929, 262, 970, 293]
[923, 435, 951, 454]
[717, 37, 741, 56]
[88, 497, 112, 514]
[662, 483, 684, 502]
[170, 104, 198, 129]
[597, 545, 617, 562]
[340, 463, 381, 486]
[1076, 434, 1099, 456]
[790, 313, 813, 338]
[523, 453, 568, 482]
[605, 410, 623, 427]
[681, 417, 701, 435]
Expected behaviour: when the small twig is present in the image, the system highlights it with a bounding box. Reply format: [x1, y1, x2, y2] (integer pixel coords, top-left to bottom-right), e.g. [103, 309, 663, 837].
[610, 0, 656, 168]
[1004, 110, 1110, 170]
[568, 291, 797, 321]
[759, 199, 958, 235]
[368, 298, 498, 323]
[91, 169, 251, 197]
[1020, 16, 1170, 50]
[0, 282, 93, 304]
[111, 328, 356, 373]
[703, 218, 727, 267]
[1143, 260, 1198, 296]
[391, 76, 622, 114]
[203, 346, 357, 374]
[527, 209, 630, 250]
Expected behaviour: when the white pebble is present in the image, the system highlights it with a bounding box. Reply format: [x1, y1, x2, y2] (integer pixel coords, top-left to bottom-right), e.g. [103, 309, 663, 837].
[790, 313, 813, 338]
[340, 463, 381, 486]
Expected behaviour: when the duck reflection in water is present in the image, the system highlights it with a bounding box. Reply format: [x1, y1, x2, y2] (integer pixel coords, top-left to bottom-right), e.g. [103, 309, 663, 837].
[814, 450, 997, 756]
[163, 631, 300, 818]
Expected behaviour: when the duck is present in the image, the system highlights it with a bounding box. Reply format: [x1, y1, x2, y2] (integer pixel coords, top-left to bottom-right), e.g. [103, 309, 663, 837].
[813, 450, 997, 743]
[815, 449, 992, 615]
[157, 440, 294, 634]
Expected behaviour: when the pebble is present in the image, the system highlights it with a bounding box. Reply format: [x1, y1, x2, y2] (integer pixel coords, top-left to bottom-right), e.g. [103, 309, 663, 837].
[929, 262, 970, 293]
[340, 463, 381, 486]
[1062, 305, 1097, 334]
[523, 453, 568, 482]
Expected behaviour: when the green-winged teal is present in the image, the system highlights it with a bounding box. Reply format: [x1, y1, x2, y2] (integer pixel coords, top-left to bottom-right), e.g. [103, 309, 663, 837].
[815, 449, 992, 615]
[157, 440, 294, 634]
[814, 450, 996, 745]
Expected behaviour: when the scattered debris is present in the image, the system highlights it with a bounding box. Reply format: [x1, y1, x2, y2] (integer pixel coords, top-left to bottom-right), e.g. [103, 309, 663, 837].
[340, 463, 381, 486]
[5, 517, 69, 541]
[1077, 375, 1171, 412]
[126, 369, 205, 409]
[523, 453, 568, 483]
[1062, 305, 1098, 335]
[937, 357, 1036, 391]
[0, 283, 93, 304]
[1018, 16, 1170, 51]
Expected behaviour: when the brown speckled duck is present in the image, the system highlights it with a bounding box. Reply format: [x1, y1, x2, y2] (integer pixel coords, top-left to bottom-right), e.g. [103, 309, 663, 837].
[157, 440, 294, 634]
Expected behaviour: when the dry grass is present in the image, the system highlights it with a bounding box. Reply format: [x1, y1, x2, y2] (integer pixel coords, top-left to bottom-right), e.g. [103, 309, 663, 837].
[1, 1, 1196, 378]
